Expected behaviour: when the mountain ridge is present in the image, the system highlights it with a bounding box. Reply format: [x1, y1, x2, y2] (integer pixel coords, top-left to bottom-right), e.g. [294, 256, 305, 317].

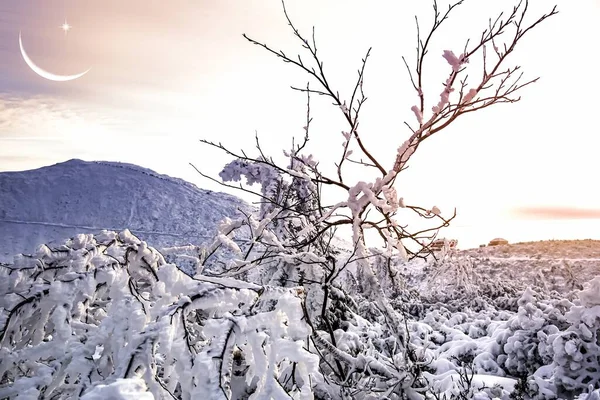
[0, 159, 250, 262]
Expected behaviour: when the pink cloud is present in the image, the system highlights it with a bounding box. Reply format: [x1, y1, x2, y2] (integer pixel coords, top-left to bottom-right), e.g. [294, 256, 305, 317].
[513, 207, 600, 220]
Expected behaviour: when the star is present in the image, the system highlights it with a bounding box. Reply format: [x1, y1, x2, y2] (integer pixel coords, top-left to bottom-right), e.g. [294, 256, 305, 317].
[60, 20, 72, 35]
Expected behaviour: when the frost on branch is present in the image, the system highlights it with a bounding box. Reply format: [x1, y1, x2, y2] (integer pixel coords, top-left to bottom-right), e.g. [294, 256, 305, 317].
[542, 277, 600, 395]
[442, 50, 465, 72]
[411, 105, 424, 124]
[397, 0, 558, 174]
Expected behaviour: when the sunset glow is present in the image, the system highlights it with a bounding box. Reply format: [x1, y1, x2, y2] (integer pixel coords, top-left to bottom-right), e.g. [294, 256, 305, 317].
[1, 0, 599, 248]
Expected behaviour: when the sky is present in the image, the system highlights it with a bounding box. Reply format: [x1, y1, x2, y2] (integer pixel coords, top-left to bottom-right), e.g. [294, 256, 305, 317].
[1, 0, 599, 249]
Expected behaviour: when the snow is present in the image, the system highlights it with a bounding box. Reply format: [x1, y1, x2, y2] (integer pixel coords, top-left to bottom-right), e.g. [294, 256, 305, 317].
[410, 105, 423, 124]
[2, 161, 600, 399]
[576, 277, 600, 306]
[81, 379, 154, 400]
[442, 50, 465, 72]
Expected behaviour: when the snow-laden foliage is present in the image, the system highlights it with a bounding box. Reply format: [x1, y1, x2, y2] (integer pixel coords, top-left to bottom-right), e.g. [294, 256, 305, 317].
[3, 229, 600, 399]
[190, 201, 421, 398]
[530, 277, 600, 398]
[0, 231, 320, 399]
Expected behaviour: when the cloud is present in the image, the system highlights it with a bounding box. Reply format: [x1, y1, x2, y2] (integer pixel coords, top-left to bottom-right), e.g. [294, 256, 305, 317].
[0, 93, 128, 139]
[513, 206, 600, 220]
[1, 95, 81, 132]
[0, 93, 201, 175]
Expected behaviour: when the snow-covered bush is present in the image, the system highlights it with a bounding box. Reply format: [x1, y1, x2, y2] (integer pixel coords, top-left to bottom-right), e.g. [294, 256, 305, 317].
[577, 386, 600, 400]
[0, 231, 320, 399]
[422, 256, 480, 303]
[531, 277, 600, 398]
[492, 288, 568, 379]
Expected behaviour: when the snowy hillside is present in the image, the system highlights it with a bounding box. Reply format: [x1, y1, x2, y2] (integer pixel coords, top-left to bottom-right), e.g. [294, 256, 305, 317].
[463, 239, 600, 260]
[395, 240, 600, 303]
[457, 240, 600, 292]
[0, 159, 250, 262]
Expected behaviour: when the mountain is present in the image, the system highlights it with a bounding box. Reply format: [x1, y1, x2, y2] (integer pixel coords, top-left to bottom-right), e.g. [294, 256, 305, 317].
[0, 159, 250, 262]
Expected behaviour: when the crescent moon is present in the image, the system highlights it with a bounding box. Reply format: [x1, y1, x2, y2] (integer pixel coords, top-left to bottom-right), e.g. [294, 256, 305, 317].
[19, 31, 90, 82]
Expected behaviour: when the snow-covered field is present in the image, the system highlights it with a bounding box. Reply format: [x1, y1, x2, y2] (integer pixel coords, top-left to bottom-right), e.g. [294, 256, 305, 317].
[1, 162, 599, 399]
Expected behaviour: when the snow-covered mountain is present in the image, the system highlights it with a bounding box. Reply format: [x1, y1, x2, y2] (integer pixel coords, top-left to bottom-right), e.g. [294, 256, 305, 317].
[0, 159, 250, 262]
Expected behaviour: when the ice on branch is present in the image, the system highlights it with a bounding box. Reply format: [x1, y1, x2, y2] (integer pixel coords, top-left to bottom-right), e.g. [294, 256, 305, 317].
[298, 153, 318, 168]
[411, 105, 423, 124]
[442, 50, 466, 72]
[576, 276, 600, 307]
[433, 78, 454, 114]
[432, 51, 469, 114]
[341, 130, 353, 151]
[219, 159, 279, 186]
[395, 139, 415, 168]
[340, 101, 349, 114]
[347, 180, 400, 216]
[462, 88, 478, 105]
[382, 185, 399, 213]
[216, 233, 242, 255]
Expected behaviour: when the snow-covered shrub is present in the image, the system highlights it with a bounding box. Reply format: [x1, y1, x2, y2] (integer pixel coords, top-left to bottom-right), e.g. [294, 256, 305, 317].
[577, 386, 600, 400]
[422, 256, 479, 303]
[368, 249, 409, 299]
[417, 254, 533, 318]
[537, 277, 600, 397]
[493, 288, 557, 377]
[0, 231, 320, 399]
